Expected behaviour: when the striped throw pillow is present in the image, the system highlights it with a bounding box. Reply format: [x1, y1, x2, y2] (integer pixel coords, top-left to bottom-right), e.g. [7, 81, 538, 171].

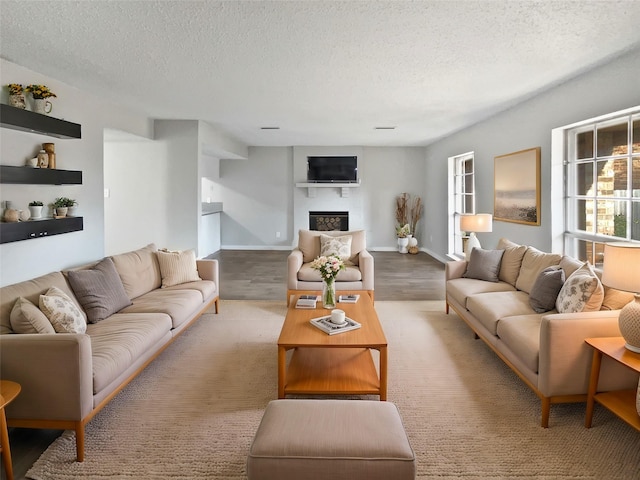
[156, 249, 201, 288]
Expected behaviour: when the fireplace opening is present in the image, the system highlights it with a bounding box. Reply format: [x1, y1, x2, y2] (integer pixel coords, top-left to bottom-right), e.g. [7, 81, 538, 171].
[309, 211, 349, 231]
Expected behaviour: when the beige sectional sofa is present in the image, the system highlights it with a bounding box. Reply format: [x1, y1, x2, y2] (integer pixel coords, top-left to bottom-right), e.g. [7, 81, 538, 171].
[0, 244, 219, 461]
[445, 238, 637, 427]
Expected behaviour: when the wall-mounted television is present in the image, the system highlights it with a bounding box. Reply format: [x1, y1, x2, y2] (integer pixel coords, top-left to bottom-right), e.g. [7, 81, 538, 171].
[307, 156, 358, 183]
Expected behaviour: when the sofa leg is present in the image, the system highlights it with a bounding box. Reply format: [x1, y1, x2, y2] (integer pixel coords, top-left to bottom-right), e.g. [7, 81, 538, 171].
[214, 297, 220, 314]
[75, 422, 85, 462]
[445, 302, 449, 314]
[541, 398, 551, 428]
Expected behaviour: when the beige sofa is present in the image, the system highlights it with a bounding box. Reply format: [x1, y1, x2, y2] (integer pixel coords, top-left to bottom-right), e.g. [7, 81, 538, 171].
[445, 238, 637, 427]
[0, 244, 219, 461]
[287, 229, 374, 305]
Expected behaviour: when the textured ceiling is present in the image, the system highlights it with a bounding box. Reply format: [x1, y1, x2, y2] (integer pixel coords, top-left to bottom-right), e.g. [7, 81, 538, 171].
[1, 1, 639, 147]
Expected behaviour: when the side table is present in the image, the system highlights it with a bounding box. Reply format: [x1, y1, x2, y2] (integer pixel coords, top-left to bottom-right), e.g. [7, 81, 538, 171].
[585, 337, 640, 431]
[0, 380, 22, 480]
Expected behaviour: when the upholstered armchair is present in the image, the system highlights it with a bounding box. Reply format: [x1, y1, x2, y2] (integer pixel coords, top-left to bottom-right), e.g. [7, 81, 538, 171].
[287, 229, 374, 305]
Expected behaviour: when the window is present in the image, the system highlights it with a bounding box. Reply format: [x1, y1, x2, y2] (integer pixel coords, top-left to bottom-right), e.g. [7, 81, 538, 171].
[448, 152, 475, 258]
[565, 110, 640, 267]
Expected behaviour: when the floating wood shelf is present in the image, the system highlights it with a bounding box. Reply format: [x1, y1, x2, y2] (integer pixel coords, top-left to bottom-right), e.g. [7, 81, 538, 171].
[0, 165, 82, 185]
[0, 104, 81, 139]
[0, 217, 84, 244]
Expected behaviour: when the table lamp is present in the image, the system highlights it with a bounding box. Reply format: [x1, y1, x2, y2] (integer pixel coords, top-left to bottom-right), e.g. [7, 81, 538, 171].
[602, 242, 640, 352]
[459, 214, 493, 261]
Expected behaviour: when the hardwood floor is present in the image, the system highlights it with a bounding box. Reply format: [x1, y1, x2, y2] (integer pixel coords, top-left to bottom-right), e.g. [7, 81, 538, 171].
[3, 249, 444, 480]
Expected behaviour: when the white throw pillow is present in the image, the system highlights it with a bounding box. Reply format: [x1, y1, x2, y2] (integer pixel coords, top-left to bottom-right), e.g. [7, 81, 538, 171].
[320, 234, 352, 263]
[39, 286, 87, 334]
[156, 249, 201, 288]
[555, 262, 604, 314]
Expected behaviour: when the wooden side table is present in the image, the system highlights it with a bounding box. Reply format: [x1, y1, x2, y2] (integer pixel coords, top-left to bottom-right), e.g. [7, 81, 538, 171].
[0, 380, 21, 480]
[585, 337, 640, 431]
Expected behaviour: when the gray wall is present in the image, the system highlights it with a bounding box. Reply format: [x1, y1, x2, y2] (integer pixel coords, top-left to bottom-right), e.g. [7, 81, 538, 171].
[421, 46, 640, 259]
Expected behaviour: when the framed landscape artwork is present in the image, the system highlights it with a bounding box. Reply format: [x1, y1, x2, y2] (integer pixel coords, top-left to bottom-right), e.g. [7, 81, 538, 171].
[494, 147, 541, 226]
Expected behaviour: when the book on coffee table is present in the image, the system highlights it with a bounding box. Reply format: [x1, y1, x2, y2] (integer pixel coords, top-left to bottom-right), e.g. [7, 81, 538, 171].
[339, 294, 360, 303]
[295, 295, 320, 309]
[310, 315, 361, 335]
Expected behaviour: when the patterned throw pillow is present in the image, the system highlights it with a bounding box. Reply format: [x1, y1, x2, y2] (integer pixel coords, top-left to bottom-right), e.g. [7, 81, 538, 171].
[39, 286, 87, 334]
[555, 262, 604, 314]
[320, 234, 352, 263]
[10, 297, 55, 334]
[156, 249, 201, 288]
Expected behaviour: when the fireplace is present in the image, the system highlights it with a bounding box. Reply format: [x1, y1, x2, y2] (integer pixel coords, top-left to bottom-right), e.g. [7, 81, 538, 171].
[309, 211, 349, 231]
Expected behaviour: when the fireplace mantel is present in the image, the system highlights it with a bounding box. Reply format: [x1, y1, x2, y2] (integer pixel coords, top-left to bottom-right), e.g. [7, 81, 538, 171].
[295, 181, 361, 198]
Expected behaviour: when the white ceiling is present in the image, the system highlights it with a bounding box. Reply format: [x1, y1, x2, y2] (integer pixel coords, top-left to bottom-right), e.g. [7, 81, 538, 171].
[2, 1, 639, 147]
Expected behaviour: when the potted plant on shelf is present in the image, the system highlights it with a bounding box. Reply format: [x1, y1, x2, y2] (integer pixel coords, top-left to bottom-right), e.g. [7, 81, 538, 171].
[24, 84, 57, 115]
[52, 197, 75, 218]
[6, 83, 26, 109]
[28, 201, 44, 219]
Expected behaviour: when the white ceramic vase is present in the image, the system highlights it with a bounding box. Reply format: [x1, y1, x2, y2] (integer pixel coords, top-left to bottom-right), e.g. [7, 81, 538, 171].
[29, 205, 43, 219]
[397, 237, 409, 254]
[33, 98, 52, 115]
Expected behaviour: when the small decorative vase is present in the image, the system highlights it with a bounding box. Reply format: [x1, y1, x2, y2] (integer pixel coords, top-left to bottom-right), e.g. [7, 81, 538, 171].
[33, 98, 52, 115]
[29, 205, 43, 219]
[322, 279, 336, 309]
[9, 94, 26, 109]
[397, 237, 409, 254]
[408, 236, 418, 248]
[37, 150, 49, 168]
[55, 207, 68, 218]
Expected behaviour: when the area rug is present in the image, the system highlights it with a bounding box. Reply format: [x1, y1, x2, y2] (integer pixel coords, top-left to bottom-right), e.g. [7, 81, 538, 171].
[27, 300, 640, 479]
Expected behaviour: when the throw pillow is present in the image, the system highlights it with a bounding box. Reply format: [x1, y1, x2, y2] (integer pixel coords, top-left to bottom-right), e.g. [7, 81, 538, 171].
[10, 297, 55, 334]
[67, 257, 132, 324]
[556, 262, 604, 314]
[156, 249, 201, 288]
[320, 234, 352, 263]
[39, 286, 87, 334]
[528, 266, 565, 313]
[462, 248, 504, 282]
[496, 238, 528, 286]
[600, 286, 635, 311]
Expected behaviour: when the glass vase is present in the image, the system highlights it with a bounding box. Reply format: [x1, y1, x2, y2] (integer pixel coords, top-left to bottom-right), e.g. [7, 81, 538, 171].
[322, 279, 336, 309]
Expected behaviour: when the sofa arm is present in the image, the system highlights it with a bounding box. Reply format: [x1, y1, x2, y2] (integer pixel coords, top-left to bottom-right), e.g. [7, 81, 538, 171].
[538, 310, 637, 396]
[196, 258, 219, 285]
[287, 249, 304, 289]
[445, 260, 467, 281]
[359, 249, 374, 291]
[0, 333, 94, 421]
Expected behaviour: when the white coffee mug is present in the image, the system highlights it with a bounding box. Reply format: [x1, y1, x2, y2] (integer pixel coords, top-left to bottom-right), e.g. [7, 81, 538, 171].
[331, 309, 346, 324]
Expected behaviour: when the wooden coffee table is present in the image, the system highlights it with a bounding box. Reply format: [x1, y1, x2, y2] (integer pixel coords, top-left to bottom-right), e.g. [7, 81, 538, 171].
[277, 291, 388, 400]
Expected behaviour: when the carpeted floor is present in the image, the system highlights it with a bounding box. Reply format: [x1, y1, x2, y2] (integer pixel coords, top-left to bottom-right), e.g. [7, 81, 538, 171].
[27, 300, 640, 479]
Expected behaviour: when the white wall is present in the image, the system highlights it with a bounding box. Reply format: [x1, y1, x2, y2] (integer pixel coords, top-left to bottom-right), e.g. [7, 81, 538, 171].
[422, 46, 640, 259]
[0, 59, 152, 286]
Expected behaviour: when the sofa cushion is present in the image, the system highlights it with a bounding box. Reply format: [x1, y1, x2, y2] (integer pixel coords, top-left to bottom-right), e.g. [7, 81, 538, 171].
[164, 280, 217, 302]
[601, 286, 635, 311]
[120, 288, 203, 329]
[556, 262, 604, 313]
[559, 255, 583, 279]
[497, 238, 528, 286]
[462, 248, 504, 282]
[110, 243, 162, 299]
[297, 263, 362, 282]
[528, 266, 565, 313]
[10, 297, 55, 334]
[298, 229, 366, 266]
[156, 249, 202, 288]
[67, 257, 132, 324]
[467, 291, 534, 335]
[39, 286, 87, 334]
[446, 278, 516, 309]
[88, 312, 173, 394]
[515, 247, 562, 294]
[496, 314, 543, 373]
[320, 234, 352, 263]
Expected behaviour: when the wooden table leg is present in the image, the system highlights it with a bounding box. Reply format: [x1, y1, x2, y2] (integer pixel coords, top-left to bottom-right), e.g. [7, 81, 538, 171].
[1, 406, 14, 480]
[585, 349, 603, 428]
[379, 346, 388, 401]
[278, 346, 287, 399]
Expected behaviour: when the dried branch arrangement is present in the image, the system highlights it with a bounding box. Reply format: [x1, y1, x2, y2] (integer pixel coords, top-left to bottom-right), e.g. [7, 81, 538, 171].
[395, 193, 409, 227]
[410, 195, 423, 235]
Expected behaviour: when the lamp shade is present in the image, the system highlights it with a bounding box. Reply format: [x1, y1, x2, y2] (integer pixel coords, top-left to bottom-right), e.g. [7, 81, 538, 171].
[602, 242, 640, 353]
[602, 243, 640, 294]
[459, 214, 493, 233]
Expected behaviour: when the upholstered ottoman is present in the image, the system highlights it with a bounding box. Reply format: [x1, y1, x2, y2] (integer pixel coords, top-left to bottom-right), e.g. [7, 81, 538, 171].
[247, 399, 415, 480]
